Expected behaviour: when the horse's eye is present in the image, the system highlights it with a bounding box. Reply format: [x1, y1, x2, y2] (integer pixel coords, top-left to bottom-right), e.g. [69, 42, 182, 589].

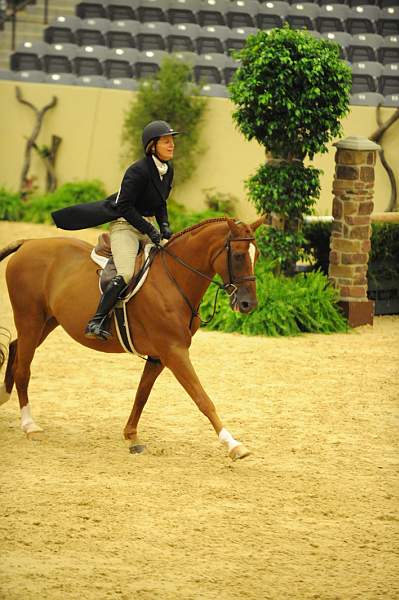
[233, 253, 245, 263]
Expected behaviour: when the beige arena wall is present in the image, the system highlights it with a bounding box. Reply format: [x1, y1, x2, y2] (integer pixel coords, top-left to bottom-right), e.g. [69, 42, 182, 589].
[0, 80, 398, 220]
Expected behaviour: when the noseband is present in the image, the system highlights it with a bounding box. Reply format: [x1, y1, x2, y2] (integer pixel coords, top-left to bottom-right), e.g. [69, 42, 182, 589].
[213, 234, 256, 298]
[160, 233, 256, 326]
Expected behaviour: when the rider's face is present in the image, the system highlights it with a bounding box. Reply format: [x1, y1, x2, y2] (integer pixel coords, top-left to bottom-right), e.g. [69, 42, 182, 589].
[156, 135, 175, 161]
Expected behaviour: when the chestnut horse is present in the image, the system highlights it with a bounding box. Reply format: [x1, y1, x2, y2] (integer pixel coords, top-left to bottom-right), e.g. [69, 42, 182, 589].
[0, 217, 262, 460]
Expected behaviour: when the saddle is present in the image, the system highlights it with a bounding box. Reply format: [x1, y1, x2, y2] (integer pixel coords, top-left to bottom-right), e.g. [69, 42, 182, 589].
[91, 232, 154, 297]
[90, 232, 157, 357]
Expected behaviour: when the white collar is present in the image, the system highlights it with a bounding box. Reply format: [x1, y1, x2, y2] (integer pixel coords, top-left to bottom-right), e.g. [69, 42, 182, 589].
[152, 155, 168, 179]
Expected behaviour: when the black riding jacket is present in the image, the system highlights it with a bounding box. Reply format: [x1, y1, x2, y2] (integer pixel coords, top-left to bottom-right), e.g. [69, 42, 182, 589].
[52, 155, 174, 233]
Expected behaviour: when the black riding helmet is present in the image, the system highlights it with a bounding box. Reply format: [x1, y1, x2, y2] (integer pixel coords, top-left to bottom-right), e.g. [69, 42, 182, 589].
[142, 120, 180, 155]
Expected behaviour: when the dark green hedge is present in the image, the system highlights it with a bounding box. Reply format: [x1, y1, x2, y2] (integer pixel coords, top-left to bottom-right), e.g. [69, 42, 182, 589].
[201, 259, 347, 336]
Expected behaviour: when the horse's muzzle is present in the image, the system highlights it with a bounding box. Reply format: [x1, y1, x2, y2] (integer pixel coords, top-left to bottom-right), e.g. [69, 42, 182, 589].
[230, 288, 258, 314]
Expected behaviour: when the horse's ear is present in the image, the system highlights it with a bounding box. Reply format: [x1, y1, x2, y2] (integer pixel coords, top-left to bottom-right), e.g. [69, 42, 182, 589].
[250, 216, 267, 233]
[226, 218, 242, 237]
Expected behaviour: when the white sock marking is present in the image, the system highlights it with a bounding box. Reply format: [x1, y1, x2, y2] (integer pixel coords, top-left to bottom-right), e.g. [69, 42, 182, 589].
[219, 427, 241, 452]
[20, 405, 43, 434]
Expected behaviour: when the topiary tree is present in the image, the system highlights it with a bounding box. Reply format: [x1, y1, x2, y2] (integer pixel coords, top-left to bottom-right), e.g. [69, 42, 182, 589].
[122, 56, 207, 187]
[229, 27, 352, 274]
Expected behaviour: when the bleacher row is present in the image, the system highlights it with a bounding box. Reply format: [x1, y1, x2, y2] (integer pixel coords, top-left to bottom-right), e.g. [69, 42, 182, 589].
[0, 0, 398, 105]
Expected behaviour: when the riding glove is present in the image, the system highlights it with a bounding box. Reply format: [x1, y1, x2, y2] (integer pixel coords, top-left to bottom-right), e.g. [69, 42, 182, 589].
[160, 222, 173, 240]
[148, 227, 162, 246]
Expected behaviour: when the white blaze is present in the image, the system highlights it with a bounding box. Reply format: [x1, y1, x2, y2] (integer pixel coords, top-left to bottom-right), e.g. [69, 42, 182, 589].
[249, 243, 256, 270]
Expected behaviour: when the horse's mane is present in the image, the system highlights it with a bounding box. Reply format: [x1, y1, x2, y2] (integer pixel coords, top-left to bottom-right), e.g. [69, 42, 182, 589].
[168, 217, 229, 244]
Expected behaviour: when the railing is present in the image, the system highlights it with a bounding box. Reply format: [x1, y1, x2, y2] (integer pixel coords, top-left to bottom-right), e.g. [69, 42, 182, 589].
[1, 0, 50, 50]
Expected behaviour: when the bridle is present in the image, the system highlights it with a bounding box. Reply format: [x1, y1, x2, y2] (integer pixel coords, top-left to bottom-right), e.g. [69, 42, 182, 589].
[159, 233, 256, 326]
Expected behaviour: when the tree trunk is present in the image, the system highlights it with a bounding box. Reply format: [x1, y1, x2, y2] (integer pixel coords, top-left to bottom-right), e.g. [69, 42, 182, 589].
[15, 86, 58, 196]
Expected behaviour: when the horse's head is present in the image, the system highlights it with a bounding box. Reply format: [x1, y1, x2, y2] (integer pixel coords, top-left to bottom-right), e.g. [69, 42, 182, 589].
[213, 218, 264, 314]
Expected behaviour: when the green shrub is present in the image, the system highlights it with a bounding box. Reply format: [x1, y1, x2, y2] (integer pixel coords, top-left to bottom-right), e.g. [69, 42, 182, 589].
[200, 258, 348, 336]
[0, 187, 24, 221]
[23, 180, 107, 224]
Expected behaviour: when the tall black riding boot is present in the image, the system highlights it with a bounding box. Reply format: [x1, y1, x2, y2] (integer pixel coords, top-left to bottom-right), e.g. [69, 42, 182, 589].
[85, 275, 126, 341]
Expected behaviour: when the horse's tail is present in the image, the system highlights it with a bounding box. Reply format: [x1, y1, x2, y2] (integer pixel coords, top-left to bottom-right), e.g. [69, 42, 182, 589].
[0, 239, 27, 262]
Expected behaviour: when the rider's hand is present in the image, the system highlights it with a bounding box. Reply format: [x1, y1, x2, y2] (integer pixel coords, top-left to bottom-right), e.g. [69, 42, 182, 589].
[160, 223, 173, 240]
[148, 227, 162, 246]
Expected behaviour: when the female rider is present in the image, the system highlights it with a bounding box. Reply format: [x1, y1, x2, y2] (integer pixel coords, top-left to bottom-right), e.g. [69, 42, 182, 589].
[52, 120, 180, 341]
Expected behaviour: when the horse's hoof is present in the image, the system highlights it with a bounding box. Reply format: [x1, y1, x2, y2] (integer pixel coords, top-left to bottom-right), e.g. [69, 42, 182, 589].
[229, 444, 251, 461]
[0, 383, 11, 406]
[129, 444, 146, 454]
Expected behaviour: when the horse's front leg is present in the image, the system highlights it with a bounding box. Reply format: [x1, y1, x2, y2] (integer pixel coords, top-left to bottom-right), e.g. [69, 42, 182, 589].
[124, 358, 164, 453]
[162, 347, 250, 461]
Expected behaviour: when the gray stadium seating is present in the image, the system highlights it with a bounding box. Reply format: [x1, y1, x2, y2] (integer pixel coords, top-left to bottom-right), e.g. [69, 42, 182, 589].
[346, 5, 381, 35]
[137, 0, 167, 23]
[107, 0, 137, 22]
[136, 21, 170, 51]
[167, 23, 200, 53]
[316, 4, 350, 33]
[4, 0, 397, 99]
[75, 17, 110, 46]
[134, 49, 168, 78]
[199, 82, 229, 96]
[76, 74, 108, 86]
[105, 20, 139, 47]
[197, 0, 229, 27]
[10, 50, 42, 71]
[285, 3, 320, 31]
[347, 33, 383, 61]
[350, 91, 384, 104]
[379, 62, 399, 95]
[76, 1, 107, 20]
[167, 0, 200, 25]
[44, 16, 83, 44]
[382, 93, 399, 106]
[17, 70, 47, 82]
[225, 0, 258, 29]
[0, 69, 19, 80]
[225, 26, 258, 55]
[107, 77, 140, 90]
[351, 60, 383, 92]
[196, 24, 230, 54]
[45, 73, 78, 85]
[103, 47, 138, 77]
[378, 35, 399, 63]
[256, 1, 288, 31]
[193, 52, 228, 83]
[73, 44, 108, 75]
[377, 6, 399, 36]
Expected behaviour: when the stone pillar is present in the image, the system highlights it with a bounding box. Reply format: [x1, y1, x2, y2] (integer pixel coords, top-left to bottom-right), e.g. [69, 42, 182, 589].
[328, 136, 380, 327]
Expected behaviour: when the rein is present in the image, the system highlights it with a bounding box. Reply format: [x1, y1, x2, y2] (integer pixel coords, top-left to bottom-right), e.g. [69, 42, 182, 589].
[158, 234, 256, 327]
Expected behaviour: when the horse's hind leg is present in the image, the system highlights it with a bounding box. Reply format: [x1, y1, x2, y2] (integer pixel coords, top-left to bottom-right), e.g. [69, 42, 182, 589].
[1, 318, 58, 408]
[124, 358, 164, 453]
[0, 339, 17, 405]
[13, 317, 58, 438]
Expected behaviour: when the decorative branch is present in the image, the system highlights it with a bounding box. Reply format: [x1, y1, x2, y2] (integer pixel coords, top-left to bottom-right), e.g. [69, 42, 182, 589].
[32, 135, 62, 192]
[15, 86, 58, 196]
[370, 106, 399, 212]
